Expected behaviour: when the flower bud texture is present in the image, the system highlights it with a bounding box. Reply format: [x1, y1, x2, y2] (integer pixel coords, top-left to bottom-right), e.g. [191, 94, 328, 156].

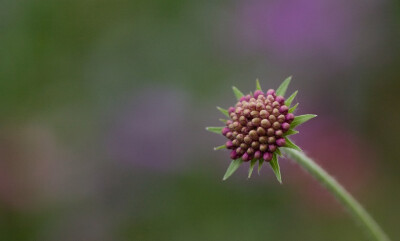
[222, 89, 293, 162]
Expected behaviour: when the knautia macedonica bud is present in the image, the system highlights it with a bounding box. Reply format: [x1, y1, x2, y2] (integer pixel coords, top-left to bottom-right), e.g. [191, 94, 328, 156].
[207, 77, 317, 182]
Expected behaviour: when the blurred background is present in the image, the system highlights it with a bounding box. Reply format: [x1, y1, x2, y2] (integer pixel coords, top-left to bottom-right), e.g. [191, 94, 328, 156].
[1, 0, 400, 240]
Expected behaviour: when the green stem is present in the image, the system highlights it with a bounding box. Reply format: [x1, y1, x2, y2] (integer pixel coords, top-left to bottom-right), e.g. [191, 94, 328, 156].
[281, 148, 390, 241]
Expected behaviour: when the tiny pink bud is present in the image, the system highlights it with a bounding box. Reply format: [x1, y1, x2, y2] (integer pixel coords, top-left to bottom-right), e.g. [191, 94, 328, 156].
[242, 153, 250, 162]
[276, 96, 285, 104]
[222, 127, 230, 135]
[254, 90, 264, 99]
[266, 89, 275, 96]
[279, 105, 289, 114]
[286, 113, 295, 122]
[254, 150, 262, 159]
[230, 150, 237, 159]
[282, 122, 290, 131]
[226, 140, 234, 149]
[263, 152, 273, 161]
[276, 138, 286, 147]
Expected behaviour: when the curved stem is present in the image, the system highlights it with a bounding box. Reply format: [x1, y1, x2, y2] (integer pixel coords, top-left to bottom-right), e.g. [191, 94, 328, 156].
[281, 148, 390, 241]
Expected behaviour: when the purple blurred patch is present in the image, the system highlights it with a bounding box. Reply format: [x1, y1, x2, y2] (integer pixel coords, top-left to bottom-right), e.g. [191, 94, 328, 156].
[233, 0, 368, 64]
[107, 88, 190, 172]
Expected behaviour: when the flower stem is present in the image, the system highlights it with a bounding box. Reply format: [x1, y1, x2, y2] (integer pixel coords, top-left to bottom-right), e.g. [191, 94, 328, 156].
[281, 148, 390, 241]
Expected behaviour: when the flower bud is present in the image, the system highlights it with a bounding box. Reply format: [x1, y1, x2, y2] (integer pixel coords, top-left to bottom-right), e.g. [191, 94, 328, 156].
[276, 96, 285, 104]
[282, 122, 290, 131]
[276, 138, 286, 147]
[244, 135, 252, 144]
[286, 113, 295, 122]
[242, 153, 250, 161]
[260, 144, 268, 152]
[278, 115, 286, 123]
[222, 127, 230, 135]
[256, 126, 266, 136]
[266, 89, 275, 96]
[251, 141, 260, 149]
[247, 147, 255, 155]
[261, 119, 271, 128]
[267, 128, 275, 136]
[263, 152, 273, 161]
[267, 136, 276, 144]
[268, 144, 277, 152]
[230, 150, 238, 159]
[259, 110, 268, 119]
[249, 130, 258, 140]
[254, 150, 262, 159]
[272, 122, 281, 130]
[279, 105, 289, 114]
[254, 90, 263, 99]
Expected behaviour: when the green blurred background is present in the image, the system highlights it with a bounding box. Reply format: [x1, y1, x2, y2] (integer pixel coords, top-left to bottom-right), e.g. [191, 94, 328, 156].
[1, 0, 400, 240]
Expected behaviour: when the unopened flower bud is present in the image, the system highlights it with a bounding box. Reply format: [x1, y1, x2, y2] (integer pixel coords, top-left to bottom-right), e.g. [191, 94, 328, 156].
[268, 144, 277, 152]
[286, 113, 295, 122]
[236, 134, 244, 142]
[242, 153, 250, 161]
[249, 130, 258, 140]
[276, 96, 285, 104]
[254, 151, 262, 159]
[244, 135, 252, 144]
[267, 128, 275, 136]
[259, 136, 268, 144]
[282, 122, 290, 131]
[260, 144, 268, 152]
[272, 122, 281, 130]
[260, 110, 268, 119]
[266, 89, 275, 96]
[230, 150, 238, 159]
[254, 90, 263, 98]
[278, 115, 286, 123]
[252, 118, 261, 126]
[257, 127, 266, 136]
[247, 147, 255, 155]
[222, 127, 230, 135]
[226, 140, 234, 149]
[263, 152, 273, 161]
[279, 105, 289, 114]
[276, 138, 286, 147]
[251, 141, 260, 149]
[268, 136, 276, 144]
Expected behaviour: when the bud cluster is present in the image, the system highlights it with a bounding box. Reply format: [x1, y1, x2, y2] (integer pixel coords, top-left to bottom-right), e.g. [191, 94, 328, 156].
[221, 89, 294, 162]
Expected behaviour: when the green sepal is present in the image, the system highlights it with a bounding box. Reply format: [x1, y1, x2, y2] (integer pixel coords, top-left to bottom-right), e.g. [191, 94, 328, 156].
[248, 159, 258, 178]
[276, 76, 292, 97]
[256, 79, 262, 91]
[214, 145, 226, 151]
[223, 159, 243, 181]
[275, 148, 282, 156]
[216, 106, 229, 118]
[258, 159, 264, 174]
[284, 137, 302, 151]
[219, 118, 228, 124]
[291, 114, 317, 128]
[269, 154, 282, 184]
[205, 127, 224, 134]
[289, 103, 298, 113]
[283, 129, 299, 136]
[232, 86, 244, 100]
[285, 91, 298, 107]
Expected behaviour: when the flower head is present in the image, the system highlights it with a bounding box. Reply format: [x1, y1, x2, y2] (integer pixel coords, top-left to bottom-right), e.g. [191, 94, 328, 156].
[207, 77, 316, 182]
